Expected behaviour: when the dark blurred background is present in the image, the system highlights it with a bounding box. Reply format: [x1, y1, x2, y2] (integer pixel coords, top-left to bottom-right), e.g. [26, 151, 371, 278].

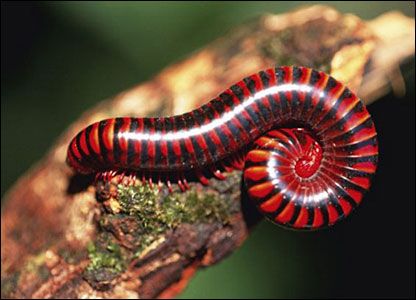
[2, 1, 415, 298]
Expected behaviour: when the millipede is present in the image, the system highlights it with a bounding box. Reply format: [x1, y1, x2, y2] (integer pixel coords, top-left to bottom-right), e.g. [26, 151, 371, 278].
[67, 66, 378, 230]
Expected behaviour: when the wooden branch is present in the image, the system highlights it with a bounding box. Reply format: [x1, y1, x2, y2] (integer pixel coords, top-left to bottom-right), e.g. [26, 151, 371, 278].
[1, 5, 414, 299]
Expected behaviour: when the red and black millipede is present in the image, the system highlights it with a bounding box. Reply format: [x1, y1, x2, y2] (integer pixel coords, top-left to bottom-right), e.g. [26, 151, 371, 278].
[67, 66, 378, 230]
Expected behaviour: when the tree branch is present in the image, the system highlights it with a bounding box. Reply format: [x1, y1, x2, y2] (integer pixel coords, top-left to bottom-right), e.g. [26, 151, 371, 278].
[1, 5, 414, 299]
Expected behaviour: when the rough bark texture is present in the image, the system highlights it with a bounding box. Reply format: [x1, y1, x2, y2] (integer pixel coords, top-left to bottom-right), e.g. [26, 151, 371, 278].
[1, 5, 414, 299]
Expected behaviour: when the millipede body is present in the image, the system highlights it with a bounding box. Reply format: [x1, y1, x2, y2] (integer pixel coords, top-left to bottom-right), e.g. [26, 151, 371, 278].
[67, 66, 378, 230]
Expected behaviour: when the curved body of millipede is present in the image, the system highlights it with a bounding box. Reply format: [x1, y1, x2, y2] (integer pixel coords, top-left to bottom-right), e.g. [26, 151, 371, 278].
[67, 66, 378, 230]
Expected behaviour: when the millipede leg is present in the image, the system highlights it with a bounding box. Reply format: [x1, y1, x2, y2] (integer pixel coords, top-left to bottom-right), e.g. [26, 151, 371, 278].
[107, 170, 117, 183]
[177, 179, 185, 192]
[213, 169, 226, 180]
[105, 171, 111, 182]
[157, 177, 163, 191]
[195, 171, 210, 185]
[129, 173, 137, 186]
[183, 178, 190, 190]
[167, 180, 173, 193]
[117, 171, 126, 185]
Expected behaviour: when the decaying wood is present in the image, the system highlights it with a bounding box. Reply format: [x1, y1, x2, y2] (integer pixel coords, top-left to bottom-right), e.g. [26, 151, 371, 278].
[1, 5, 414, 299]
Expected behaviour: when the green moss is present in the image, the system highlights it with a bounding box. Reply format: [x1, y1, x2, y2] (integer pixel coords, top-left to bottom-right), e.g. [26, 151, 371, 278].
[86, 241, 125, 273]
[166, 191, 231, 225]
[83, 238, 127, 290]
[118, 184, 231, 226]
[116, 183, 233, 256]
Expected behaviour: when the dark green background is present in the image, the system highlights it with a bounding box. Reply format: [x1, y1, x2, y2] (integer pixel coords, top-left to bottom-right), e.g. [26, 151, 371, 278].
[2, 2, 415, 298]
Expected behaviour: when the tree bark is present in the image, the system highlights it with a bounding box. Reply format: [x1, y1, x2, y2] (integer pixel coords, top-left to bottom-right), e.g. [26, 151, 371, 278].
[1, 5, 414, 299]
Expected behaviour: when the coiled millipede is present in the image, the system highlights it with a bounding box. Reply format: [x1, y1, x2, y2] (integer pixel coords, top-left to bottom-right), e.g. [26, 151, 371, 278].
[67, 66, 378, 230]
